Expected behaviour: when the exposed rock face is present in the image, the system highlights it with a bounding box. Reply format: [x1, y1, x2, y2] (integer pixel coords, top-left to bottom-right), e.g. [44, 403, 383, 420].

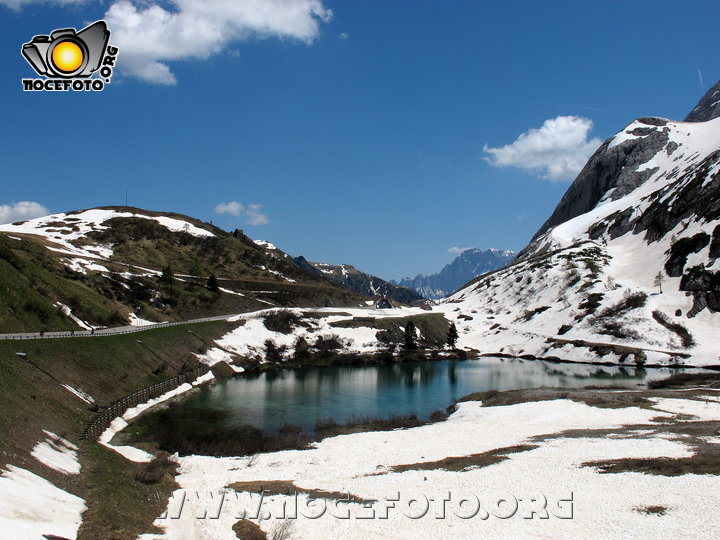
[684, 81, 720, 122]
[397, 248, 516, 299]
[520, 117, 672, 257]
[680, 266, 720, 316]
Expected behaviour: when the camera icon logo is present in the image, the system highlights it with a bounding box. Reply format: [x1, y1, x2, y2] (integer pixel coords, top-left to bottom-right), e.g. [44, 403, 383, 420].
[22, 20, 110, 79]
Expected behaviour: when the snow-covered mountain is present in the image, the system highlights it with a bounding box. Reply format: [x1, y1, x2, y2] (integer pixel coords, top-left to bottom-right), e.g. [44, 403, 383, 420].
[294, 257, 423, 304]
[397, 248, 516, 299]
[435, 82, 720, 367]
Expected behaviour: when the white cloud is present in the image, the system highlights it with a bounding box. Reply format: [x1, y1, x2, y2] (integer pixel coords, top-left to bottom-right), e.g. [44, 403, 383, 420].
[0, 201, 49, 224]
[214, 201, 269, 225]
[214, 201, 244, 217]
[0, 0, 90, 9]
[448, 246, 473, 255]
[104, 0, 332, 85]
[339, 32, 349, 39]
[482, 116, 602, 182]
[244, 204, 269, 226]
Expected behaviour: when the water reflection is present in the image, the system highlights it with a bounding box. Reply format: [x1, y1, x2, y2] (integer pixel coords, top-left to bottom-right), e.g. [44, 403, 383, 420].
[172, 357, 690, 433]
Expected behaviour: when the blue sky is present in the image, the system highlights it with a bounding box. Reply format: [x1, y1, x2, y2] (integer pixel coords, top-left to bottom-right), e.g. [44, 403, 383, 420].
[1, 0, 718, 280]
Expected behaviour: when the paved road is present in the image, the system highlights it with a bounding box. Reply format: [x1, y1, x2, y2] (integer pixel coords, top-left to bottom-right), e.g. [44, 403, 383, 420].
[0, 314, 238, 341]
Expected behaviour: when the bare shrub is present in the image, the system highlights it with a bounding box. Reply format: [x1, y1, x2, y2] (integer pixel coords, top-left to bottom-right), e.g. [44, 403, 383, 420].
[264, 339, 288, 363]
[652, 310, 695, 348]
[134, 455, 177, 484]
[268, 520, 295, 540]
[263, 310, 300, 334]
[594, 291, 647, 319]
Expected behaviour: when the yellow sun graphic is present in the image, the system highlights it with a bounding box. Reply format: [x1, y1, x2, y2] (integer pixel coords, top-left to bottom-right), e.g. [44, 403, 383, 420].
[52, 41, 83, 73]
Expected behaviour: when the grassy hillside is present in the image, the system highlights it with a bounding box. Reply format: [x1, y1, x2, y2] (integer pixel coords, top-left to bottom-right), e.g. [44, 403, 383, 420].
[0, 207, 366, 332]
[0, 233, 127, 332]
[0, 319, 240, 538]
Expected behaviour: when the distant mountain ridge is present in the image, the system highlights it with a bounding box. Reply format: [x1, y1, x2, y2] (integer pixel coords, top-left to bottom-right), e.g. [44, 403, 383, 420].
[396, 248, 516, 299]
[294, 257, 423, 304]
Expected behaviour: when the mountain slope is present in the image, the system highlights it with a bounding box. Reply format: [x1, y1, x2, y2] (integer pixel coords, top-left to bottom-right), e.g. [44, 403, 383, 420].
[437, 84, 720, 367]
[294, 257, 423, 304]
[0, 207, 364, 332]
[398, 248, 516, 299]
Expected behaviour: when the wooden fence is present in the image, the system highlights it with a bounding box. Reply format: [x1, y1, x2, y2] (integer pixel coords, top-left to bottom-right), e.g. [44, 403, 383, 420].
[80, 365, 210, 441]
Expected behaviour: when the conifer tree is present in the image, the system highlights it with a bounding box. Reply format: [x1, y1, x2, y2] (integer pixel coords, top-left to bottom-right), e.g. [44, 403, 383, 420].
[160, 265, 174, 286]
[447, 322, 459, 349]
[207, 274, 220, 293]
[404, 320, 418, 350]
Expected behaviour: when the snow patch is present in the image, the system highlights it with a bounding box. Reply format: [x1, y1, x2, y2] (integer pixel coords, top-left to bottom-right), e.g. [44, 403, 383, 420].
[0, 465, 85, 539]
[62, 384, 94, 404]
[147, 397, 719, 539]
[254, 240, 277, 250]
[129, 313, 163, 327]
[31, 430, 80, 475]
[55, 302, 93, 330]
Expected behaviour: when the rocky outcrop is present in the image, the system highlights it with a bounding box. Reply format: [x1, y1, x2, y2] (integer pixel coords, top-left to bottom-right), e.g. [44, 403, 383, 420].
[684, 81, 720, 122]
[680, 266, 720, 317]
[519, 117, 672, 257]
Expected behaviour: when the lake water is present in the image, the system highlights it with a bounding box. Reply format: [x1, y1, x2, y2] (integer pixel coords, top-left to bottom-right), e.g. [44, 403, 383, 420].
[167, 357, 690, 433]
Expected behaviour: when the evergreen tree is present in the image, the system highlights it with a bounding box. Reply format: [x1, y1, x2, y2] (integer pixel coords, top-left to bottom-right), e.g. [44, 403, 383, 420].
[207, 274, 220, 293]
[404, 320, 418, 350]
[160, 265, 174, 286]
[190, 256, 204, 283]
[447, 322, 459, 349]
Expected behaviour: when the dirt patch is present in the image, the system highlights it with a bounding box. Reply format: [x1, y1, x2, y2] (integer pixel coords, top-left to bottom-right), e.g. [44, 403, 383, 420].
[585, 454, 720, 476]
[526, 418, 720, 477]
[459, 388, 655, 409]
[227, 480, 372, 504]
[134, 454, 179, 484]
[232, 518, 266, 540]
[378, 444, 538, 474]
[634, 505, 668, 516]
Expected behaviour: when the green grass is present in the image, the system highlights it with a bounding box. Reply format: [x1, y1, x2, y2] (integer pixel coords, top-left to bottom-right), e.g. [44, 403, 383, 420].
[0, 228, 366, 333]
[0, 320, 237, 405]
[0, 234, 126, 332]
[78, 442, 178, 540]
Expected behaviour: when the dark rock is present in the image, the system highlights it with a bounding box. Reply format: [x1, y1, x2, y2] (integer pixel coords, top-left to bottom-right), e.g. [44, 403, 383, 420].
[588, 222, 608, 240]
[684, 81, 720, 122]
[680, 265, 720, 317]
[606, 208, 635, 240]
[710, 224, 720, 259]
[664, 233, 711, 277]
[633, 150, 720, 243]
[636, 116, 669, 126]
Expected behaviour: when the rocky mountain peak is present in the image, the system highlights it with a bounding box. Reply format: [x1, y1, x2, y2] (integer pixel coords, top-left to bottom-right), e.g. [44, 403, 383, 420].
[519, 81, 720, 259]
[684, 80, 720, 122]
